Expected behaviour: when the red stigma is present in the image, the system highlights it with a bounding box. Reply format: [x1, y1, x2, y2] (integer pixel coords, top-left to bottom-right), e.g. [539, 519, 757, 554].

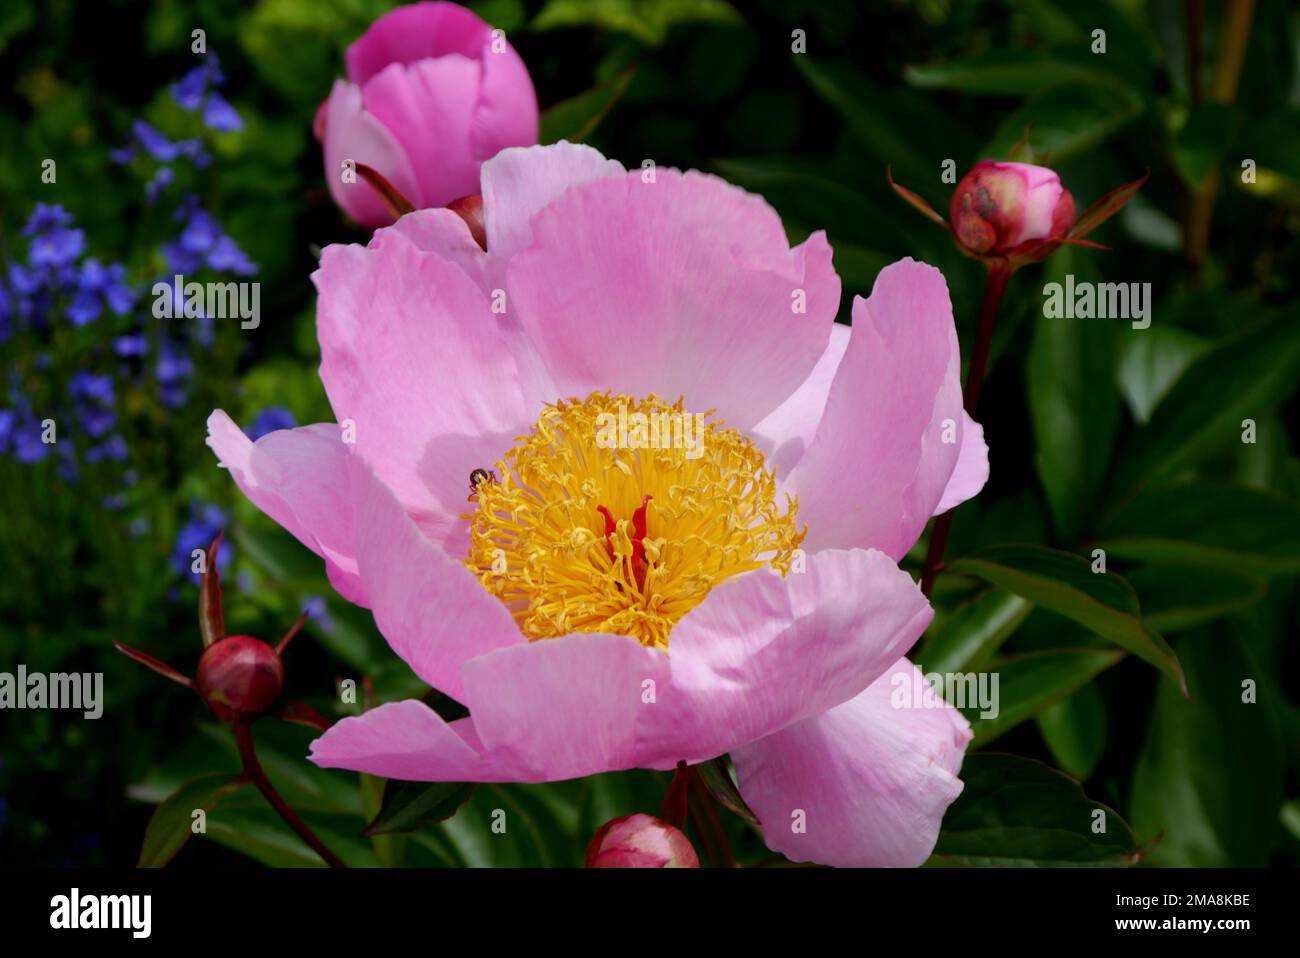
[596, 495, 653, 591]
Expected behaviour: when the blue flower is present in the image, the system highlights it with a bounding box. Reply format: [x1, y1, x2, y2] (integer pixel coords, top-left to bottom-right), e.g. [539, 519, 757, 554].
[172, 502, 231, 582]
[9, 263, 40, 296]
[207, 235, 256, 275]
[203, 92, 244, 133]
[68, 290, 102, 327]
[69, 372, 115, 405]
[160, 383, 188, 410]
[303, 594, 333, 632]
[12, 418, 52, 464]
[80, 406, 117, 439]
[245, 406, 296, 441]
[22, 204, 75, 235]
[146, 166, 175, 203]
[157, 342, 194, 383]
[114, 332, 149, 357]
[85, 434, 128, 463]
[171, 54, 226, 110]
[171, 65, 209, 111]
[131, 120, 182, 161]
[163, 241, 202, 275]
[179, 208, 221, 253]
[28, 228, 86, 269]
[0, 408, 16, 453]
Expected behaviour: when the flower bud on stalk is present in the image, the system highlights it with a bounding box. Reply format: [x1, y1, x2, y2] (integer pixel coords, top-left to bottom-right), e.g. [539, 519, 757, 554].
[889, 158, 1146, 269]
[949, 161, 1075, 258]
[196, 634, 284, 720]
[586, 813, 701, 868]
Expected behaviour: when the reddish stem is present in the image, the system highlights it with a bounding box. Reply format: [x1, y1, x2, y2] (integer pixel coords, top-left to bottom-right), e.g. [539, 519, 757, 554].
[920, 260, 1012, 598]
[661, 760, 690, 828]
[233, 719, 347, 868]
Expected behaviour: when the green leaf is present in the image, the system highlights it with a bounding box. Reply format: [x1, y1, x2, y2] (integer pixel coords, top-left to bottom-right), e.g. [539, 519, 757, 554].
[1028, 248, 1120, 542]
[966, 648, 1122, 747]
[531, 0, 740, 46]
[138, 773, 247, 867]
[1112, 304, 1300, 498]
[919, 589, 1032, 675]
[948, 545, 1185, 694]
[436, 782, 583, 867]
[1171, 102, 1239, 187]
[1125, 564, 1266, 632]
[538, 65, 637, 144]
[983, 83, 1143, 164]
[1036, 683, 1106, 781]
[904, 50, 1116, 96]
[361, 779, 477, 836]
[790, 57, 935, 184]
[931, 753, 1136, 866]
[1116, 324, 1209, 424]
[205, 807, 379, 867]
[196, 722, 362, 817]
[696, 757, 759, 827]
[1099, 481, 1300, 576]
[1130, 628, 1284, 865]
[231, 523, 329, 591]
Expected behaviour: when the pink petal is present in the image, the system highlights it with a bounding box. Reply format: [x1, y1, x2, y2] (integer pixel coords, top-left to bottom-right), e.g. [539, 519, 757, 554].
[733, 658, 972, 867]
[506, 169, 841, 431]
[786, 258, 967, 559]
[347, 451, 524, 704]
[751, 322, 850, 476]
[369, 207, 491, 293]
[320, 79, 421, 230]
[310, 549, 931, 783]
[313, 232, 535, 554]
[935, 413, 989, 514]
[480, 142, 625, 261]
[458, 549, 931, 775]
[641, 548, 933, 765]
[205, 412, 364, 604]
[468, 35, 538, 166]
[346, 1, 493, 86]
[461, 633, 672, 778]
[360, 58, 483, 210]
[309, 699, 526, 781]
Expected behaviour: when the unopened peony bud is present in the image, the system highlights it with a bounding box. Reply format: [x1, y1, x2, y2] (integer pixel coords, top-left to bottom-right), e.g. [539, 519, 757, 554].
[196, 634, 284, 720]
[316, 2, 538, 229]
[585, 814, 700, 868]
[949, 161, 1075, 256]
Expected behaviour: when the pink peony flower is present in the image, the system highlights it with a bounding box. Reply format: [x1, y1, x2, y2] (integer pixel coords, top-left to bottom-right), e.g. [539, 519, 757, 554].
[315, 1, 538, 229]
[206, 142, 990, 867]
[586, 814, 700, 868]
[949, 160, 1075, 256]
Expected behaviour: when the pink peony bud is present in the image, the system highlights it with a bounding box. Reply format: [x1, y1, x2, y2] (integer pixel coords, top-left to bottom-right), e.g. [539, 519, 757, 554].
[585, 814, 700, 868]
[316, 2, 538, 229]
[949, 161, 1075, 256]
[196, 634, 284, 720]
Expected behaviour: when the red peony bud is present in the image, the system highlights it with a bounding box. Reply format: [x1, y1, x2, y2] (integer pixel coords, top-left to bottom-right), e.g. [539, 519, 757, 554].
[949, 160, 1075, 257]
[585, 813, 700, 868]
[196, 634, 284, 720]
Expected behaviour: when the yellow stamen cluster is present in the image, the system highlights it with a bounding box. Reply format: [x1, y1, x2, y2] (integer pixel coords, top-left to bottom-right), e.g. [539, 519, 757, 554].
[464, 392, 806, 650]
